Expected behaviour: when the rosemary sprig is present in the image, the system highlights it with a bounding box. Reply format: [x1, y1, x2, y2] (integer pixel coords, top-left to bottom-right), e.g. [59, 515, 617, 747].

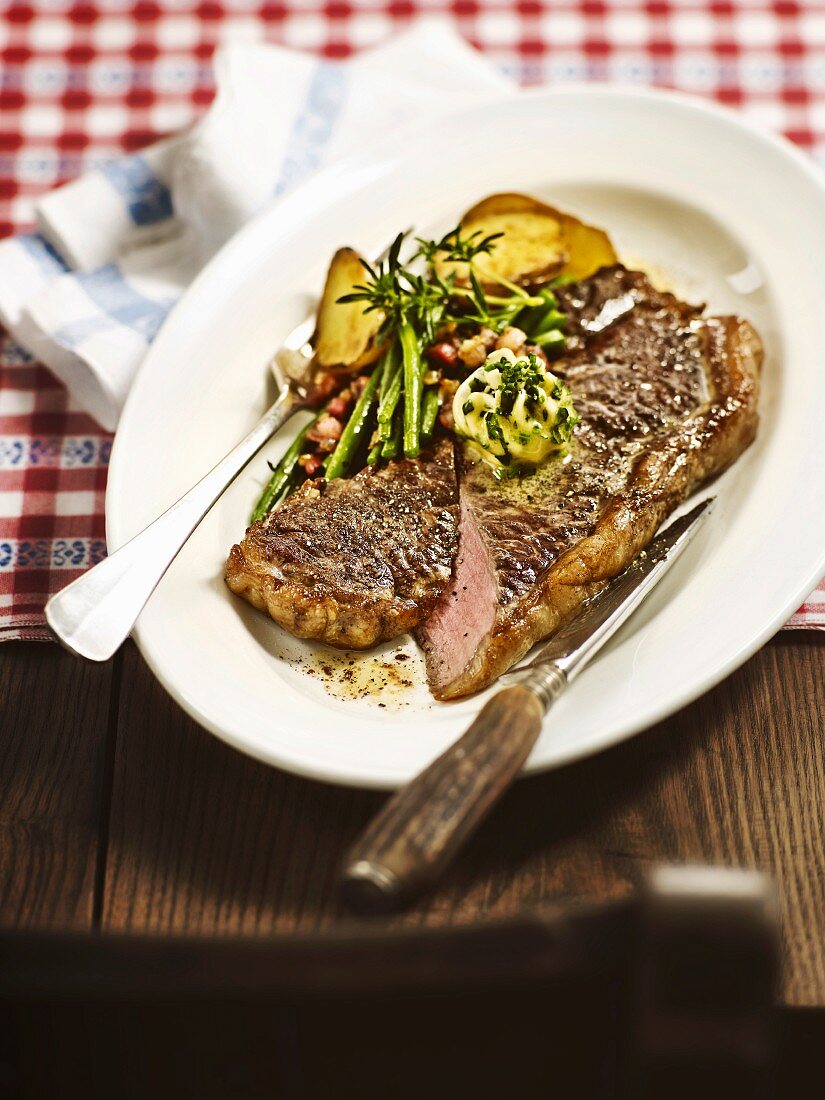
[337, 224, 545, 342]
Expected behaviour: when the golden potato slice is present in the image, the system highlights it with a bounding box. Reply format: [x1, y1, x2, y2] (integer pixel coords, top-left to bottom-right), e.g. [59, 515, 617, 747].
[313, 247, 384, 371]
[435, 193, 617, 290]
[435, 193, 567, 289]
[558, 218, 617, 281]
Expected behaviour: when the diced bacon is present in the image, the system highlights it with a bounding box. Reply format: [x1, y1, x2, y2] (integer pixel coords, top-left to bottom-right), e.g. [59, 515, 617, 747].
[458, 327, 496, 368]
[327, 394, 351, 420]
[307, 371, 339, 406]
[307, 414, 343, 445]
[428, 340, 459, 371]
[299, 453, 325, 477]
[495, 326, 528, 354]
[351, 375, 370, 400]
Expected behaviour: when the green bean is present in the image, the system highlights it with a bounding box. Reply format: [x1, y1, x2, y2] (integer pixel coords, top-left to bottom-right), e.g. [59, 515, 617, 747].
[399, 319, 422, 458]
[378, 370, 402, 440]
[373, 345, 396, 440]
[516, 289, 560, 336]
[376, 342, 395, 397]
[532, 307, 566, 334]
[378, 342, 403, 438]
[533, 329, 566, 352]
[378, 380, 402, 441]
[378, 356, 404, 442]
[250, 409, 324, 523]
[421, 387, 440, 440]
[381, 410, 403, 460]
[324, 366, 382, 480]
[367, 440, 383, 467]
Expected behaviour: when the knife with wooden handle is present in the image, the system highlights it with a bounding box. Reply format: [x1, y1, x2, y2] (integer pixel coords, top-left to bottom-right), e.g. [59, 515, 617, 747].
[340, 497, 714, 914]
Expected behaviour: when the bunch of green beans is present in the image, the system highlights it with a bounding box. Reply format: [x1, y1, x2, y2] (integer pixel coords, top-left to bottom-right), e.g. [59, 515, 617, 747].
[370, 323, 439, 464]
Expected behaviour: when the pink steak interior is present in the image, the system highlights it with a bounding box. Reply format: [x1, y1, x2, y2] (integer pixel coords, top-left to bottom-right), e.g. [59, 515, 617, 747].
[419, 493, 497, 694]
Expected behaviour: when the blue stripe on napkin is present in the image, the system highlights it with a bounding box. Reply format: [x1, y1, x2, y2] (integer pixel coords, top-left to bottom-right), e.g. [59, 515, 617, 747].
[77, 265, 174, 338]
[53, 264, 174, 349]
[100, 155, 174, 226]
[18, 233, 71, 275]
[274, 62, 347, 197]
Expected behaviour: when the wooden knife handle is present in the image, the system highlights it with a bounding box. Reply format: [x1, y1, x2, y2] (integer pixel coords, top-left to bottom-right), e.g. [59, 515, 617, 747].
[340, 683, 549, 914]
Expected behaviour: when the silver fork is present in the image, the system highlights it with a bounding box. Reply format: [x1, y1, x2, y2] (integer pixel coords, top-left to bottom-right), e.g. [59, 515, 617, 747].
[45, 321, 316, 661]
[45, 231, 404, 662]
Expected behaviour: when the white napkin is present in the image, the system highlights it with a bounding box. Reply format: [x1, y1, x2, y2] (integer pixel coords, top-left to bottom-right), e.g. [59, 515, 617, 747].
[0, 22, 513, 431]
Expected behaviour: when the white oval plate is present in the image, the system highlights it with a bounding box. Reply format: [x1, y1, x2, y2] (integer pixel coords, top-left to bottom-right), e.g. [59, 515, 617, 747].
[108, 87, 825, 790]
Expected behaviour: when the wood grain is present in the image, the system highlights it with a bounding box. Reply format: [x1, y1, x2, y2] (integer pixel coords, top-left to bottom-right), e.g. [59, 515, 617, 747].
[98, 636, 825, 1005]
[0, 642, 118, 930]
[100, 643, 382, 935]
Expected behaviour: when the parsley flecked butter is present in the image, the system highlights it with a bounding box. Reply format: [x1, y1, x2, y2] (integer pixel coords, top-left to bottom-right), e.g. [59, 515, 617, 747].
[453, 347, 579, 477]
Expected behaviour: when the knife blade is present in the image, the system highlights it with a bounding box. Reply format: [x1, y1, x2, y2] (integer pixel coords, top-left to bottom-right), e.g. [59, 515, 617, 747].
[341, 497, 714, 913]
[512, 495, 714, 693]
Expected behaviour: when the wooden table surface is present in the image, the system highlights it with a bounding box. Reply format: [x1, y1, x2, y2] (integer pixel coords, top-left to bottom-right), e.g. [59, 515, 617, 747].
[1, 633, 823, 1006]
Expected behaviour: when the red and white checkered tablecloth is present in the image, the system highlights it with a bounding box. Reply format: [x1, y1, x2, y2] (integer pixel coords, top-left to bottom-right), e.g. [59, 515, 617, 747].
[2, 0, 824, 642]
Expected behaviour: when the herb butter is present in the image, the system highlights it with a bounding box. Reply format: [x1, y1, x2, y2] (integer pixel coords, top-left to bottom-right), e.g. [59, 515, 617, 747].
[453, 348, 579, 477]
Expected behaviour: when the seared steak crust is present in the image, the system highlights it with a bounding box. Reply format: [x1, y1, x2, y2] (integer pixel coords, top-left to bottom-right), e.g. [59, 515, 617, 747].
[225, 438, 458, 649]
[419, 266, 762, 699]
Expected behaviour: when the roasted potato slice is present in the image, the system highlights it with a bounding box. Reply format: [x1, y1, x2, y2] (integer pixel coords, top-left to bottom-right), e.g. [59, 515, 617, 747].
[435, 193, 567, 289]
[435, 193, 617, 289]
[558, 217, 617, 281]
[313, 247, 384, 371]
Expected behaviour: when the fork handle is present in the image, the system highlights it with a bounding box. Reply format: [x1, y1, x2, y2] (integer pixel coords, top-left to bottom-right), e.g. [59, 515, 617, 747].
[340, 667, 567, 913]
[45, 393, 300, 662]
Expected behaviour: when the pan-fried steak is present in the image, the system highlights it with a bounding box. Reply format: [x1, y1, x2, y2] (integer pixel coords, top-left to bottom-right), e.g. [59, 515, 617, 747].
[418, 266, 762, 699]
[225, 439, 458, 649]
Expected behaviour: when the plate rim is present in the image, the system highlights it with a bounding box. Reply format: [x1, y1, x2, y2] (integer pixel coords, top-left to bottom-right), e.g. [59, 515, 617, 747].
[107, 83, 825, 789]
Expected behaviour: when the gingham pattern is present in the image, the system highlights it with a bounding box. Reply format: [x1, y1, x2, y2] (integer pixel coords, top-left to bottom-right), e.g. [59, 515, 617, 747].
[1, 1, 824, 641]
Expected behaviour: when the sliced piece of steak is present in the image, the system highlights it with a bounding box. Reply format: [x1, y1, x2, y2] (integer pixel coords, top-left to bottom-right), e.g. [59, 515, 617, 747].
[418, 266, 762, 700]
[225, 438, 459, 649]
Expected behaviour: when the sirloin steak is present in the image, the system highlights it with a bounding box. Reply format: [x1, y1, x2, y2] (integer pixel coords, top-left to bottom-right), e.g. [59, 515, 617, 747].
[225, 439, 458, 648]
[418, 266, 762, 698]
